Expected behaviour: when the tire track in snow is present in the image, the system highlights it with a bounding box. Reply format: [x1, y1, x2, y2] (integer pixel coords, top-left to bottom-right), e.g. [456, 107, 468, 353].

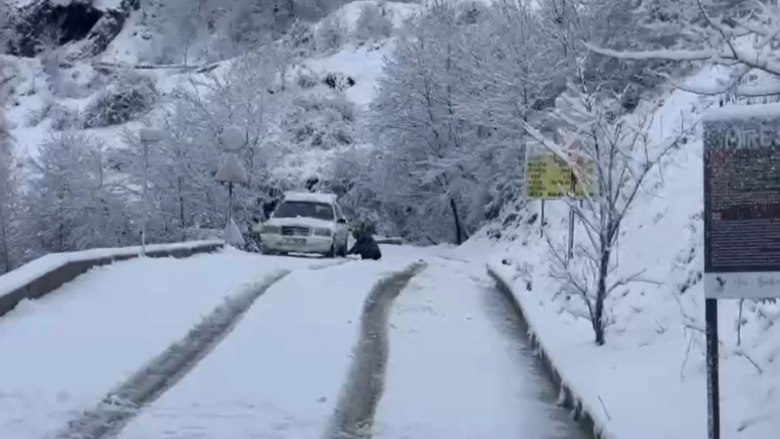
[309, 258, 355, 271]
[51, 269, 291, 439]
[325, 261, 428, 439]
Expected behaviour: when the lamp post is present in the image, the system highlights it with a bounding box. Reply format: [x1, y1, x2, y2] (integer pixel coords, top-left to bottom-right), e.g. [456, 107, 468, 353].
[138, 127, 162, 257]
[215, 126, 249, 246]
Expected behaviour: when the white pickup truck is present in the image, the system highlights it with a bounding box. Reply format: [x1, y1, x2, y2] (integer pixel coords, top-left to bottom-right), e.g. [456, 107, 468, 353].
[252, 191, 350, 257]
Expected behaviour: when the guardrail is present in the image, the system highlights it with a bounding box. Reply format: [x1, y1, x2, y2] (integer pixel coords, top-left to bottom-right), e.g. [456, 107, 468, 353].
[0, 241, 224, 318]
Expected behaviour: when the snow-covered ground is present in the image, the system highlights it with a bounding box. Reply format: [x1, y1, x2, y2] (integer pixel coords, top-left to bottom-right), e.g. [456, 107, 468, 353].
[0, 249, 316, 439]
[455, 64, 780, 439]
[374, 257, 582, 439]
[0, 239, 590, 439]
[115, 246, 418, 439]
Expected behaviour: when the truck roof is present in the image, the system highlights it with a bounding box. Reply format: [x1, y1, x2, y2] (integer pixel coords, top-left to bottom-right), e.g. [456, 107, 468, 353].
[282, 191, 337, 204]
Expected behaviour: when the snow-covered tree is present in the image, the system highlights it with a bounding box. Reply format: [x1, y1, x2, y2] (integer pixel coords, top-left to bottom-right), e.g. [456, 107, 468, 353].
[0, 1, 8, 48]
[25, 132, 132, 255]
[462, 0, 566, 136]
[353, 2, 393, 42]
[116, 46, 288, 241]
[525, 75, 690, 345]
[0, 100, 18, 273]
[448, 0, 568, 222]
[38, 23, 63, 78]
[0, 25, 19, 272]
[584, 0, 755, 97]
[364, 0, 479, 244]
[316, 8, 348, 52]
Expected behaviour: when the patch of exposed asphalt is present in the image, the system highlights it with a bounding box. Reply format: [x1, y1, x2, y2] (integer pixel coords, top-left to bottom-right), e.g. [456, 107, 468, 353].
[325, 261, 428, 439]
[51, 269, 291, 439]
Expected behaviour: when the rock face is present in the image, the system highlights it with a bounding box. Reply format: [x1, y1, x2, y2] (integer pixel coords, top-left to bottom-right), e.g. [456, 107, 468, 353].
[4, 0, 139, 58]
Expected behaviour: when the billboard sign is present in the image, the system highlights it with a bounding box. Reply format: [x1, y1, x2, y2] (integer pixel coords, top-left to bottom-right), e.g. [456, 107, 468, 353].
[703, 106, 780, 299]
[525, 153, 595, 200]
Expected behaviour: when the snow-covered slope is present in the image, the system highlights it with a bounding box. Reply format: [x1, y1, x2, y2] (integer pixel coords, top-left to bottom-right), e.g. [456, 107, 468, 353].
[3, 0, 420, 178]
[456, 64, 780, 439]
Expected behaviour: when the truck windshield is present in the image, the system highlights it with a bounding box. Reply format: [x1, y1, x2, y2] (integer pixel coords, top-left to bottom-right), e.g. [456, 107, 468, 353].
[273, 201, 334, 221]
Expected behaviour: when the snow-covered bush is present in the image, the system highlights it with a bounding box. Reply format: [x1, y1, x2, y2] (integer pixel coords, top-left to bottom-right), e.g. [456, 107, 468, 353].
[455, 0, 488, 25]
[323, 72, 355, 91]
[26, 101, 79, 129]
[316, 10, 348, 52]
[82, 72, 157, 128]
[353, 2, 393, 41]
[25, 102, 51, 127]
[283, 94, 356, 150]
[296, 68, 320, 89]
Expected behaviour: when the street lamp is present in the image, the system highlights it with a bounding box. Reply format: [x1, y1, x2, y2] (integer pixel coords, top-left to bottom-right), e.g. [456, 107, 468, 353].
[138, 127, 162, 257]
[215, 126, 248, 246]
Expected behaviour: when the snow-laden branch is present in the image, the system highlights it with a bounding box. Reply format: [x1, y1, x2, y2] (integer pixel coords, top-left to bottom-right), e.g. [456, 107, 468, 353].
[583, 42, 717, 62]
[584, 1, 780, 91]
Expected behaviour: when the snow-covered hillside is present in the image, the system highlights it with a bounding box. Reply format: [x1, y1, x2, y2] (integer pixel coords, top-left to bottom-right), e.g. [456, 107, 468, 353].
[451, 63, 780, 438]
[3, 0, 418, 166]
[0, 0, 439, 265]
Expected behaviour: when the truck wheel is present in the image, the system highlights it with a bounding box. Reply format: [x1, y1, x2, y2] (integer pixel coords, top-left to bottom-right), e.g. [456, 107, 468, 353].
[325, 244, 336, 258]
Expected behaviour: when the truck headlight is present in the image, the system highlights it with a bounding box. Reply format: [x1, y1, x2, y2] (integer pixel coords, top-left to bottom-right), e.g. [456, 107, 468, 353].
[262, 225, 281, 234]
[313, 227, 333, 237]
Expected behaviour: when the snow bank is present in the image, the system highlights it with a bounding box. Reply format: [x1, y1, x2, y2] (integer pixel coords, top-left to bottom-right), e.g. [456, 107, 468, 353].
[305, 41, 395, 107]
[0, 240, 223, 302]
[465, 64, 780, 439]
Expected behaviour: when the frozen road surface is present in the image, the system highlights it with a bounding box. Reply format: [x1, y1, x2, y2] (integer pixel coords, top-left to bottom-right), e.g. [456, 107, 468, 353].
[374, 257, 583, 439]
[1, 245, 585, 439]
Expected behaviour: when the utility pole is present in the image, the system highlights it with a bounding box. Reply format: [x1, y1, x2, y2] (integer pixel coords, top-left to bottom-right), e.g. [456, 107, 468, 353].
[138, 127, 162, 256]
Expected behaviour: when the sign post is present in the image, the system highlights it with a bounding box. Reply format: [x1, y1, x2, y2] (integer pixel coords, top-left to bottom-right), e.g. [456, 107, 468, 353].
[567, 167, 576, 261]
[138, 127, 163, 257]
[703, 104, 780, 439]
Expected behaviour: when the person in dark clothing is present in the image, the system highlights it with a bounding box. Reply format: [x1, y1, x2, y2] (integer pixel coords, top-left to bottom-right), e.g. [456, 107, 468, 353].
[348, 221, 382, 260]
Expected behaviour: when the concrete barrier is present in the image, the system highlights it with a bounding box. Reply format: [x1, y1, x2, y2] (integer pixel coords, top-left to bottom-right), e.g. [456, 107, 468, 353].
[487, 264, 605, 439]
[0, 241, 224, 319]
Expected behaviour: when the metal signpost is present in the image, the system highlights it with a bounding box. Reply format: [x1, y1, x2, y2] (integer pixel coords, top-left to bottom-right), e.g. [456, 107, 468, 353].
[702, 104, 780, 439]
[215, 126, 249, 246]
[138, 127, 162, 257]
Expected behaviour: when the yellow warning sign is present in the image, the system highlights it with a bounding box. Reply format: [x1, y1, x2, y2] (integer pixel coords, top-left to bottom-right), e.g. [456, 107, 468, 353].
[525, 153, 595, 200]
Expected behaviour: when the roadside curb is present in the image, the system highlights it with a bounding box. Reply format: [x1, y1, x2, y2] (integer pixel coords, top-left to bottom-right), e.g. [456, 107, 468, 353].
[487, 264, 611, 439]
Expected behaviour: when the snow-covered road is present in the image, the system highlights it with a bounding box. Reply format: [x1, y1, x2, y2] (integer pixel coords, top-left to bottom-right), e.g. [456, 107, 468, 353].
[115, 249, 417, 439]
[374, 257, 584, 439]
[0, 249, 318, 439]
[0, 245, 586, 439]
